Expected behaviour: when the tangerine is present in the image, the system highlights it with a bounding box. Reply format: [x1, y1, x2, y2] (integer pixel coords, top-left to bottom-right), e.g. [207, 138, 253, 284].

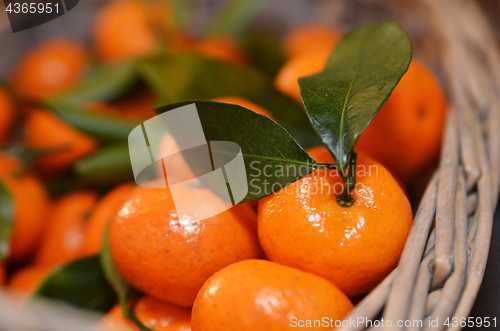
[35, 191, 98, 267]
[258, 146, 412, 296]
[0, 154, 50, 263]
[11, 39, 87, 100]
[24, 109, 98, 173]
[284, 24, 341, 58]
[109, 179, 263, 307]
[355, 60, 447, 182]
[93, 0, 160, 62]
[275, 46, 332, 103]
[193, 36, 246, 64]
[80, 183, 133, 256]
[8, 264, 54, 298]
[100, 296, 191, 331]
[192, 259, 353, 331]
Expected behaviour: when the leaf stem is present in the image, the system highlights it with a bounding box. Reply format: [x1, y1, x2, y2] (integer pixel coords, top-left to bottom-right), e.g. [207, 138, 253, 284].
[337, 150, 357, 207]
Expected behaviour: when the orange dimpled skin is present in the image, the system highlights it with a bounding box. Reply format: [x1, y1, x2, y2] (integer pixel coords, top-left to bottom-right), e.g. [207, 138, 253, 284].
[258, 147, 413, 297]
[109, 179, 263, 307]
[356, 60, 447, 182]
[0, 154, 50, 263]
[0, 88, 15, 143]
[93, 0, 159, 62]
[192, 259, 353, 331]
[24, 109, 98, 173]
[35, 191, 98, 267]
[214, 97, 273, 118]
[101, 296, 191, 331]
[80, 183, 133, 256]
[284, 24, 341, 58]
[8, 264, 54, 298]
[11, 39, 87, 101]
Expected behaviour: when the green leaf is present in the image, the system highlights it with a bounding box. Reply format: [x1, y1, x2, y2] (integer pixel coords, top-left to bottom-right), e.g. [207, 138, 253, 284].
[139, 53, 319, 147]
[49, 61, 138, 105]
[155, 100, 333, 202]
[298, 21, 412, 174]
[0, 180, 14, 261]
[46, 101, 139, 143]
[205, 0, 267, 38]
[101, 228, 152, 331]
[74, 144, 134, 186]
[33, 256, 117, 312]
[242, 30, 286, 76]
[100, 228, 130, 308]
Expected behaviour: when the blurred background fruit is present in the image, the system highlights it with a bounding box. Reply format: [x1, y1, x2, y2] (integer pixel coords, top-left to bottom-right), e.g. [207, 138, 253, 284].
[356, 60, 447, 183]
[192, 259, 353, 331]
[80, 183, 133, 256]
[23, 109, 98, 174]
[283, 24, 341, 58]
[35, 191, 98, 267]
[93, 0, 161, 62]
[8, 264, 54, 299]
[11, 39, 88, 101]
[0, 154, 50, 263]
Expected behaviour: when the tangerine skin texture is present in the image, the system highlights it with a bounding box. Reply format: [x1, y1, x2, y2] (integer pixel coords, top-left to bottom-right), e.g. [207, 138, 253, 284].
[109, 179, 263, 307]
[356, 60, 447, 182]
[258, 147, 413, 297]
[192, 259, 353, 331]
[101, 296, 191, 331]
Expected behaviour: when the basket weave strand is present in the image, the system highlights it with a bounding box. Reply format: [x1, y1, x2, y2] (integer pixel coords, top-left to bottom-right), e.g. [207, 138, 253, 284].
[336, 1, 500, 330]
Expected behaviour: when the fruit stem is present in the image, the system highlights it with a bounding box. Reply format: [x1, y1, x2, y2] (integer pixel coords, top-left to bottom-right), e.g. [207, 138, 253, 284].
[336, 150, 357, 207]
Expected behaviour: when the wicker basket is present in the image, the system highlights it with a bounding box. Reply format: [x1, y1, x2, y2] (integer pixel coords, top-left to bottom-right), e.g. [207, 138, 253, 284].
[0, 1, 498, 330]
[324, 1, 500, 330]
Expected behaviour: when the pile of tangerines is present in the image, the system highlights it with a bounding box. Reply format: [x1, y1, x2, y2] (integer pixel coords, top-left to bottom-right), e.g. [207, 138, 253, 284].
[0, 1, 447, 330]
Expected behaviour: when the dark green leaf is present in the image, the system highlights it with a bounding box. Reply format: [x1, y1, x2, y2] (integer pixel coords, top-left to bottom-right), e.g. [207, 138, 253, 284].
[74, 144, 134, 186]
[33, 256, 117, 312]
[101, 228, 151, 331]
[0, 180, 14, 261]
[139, 53, 319, 147]
[100, 228, 130, 308]
[155, 100, 330, 202]
[298, 21, 412, 173]
[205, 0, 267, 38]
[46, 102, 139, 143]
[49, 61, 138, 105]
[242, 30, 287, 76]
